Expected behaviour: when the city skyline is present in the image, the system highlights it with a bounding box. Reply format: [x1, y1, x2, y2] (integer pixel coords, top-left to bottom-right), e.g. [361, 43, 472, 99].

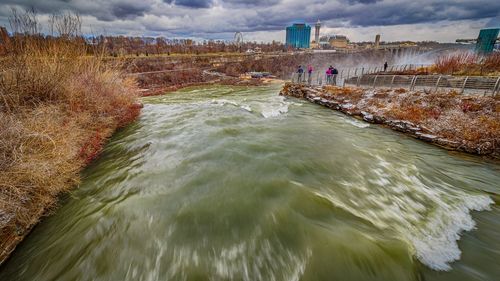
[0, 0, 498, 43]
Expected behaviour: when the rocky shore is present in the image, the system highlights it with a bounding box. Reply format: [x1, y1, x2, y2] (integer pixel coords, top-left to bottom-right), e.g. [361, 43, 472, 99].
[280, 83, 499, 158]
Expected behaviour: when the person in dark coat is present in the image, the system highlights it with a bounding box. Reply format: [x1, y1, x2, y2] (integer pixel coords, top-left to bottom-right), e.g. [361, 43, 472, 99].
[297, 65, 304, 82]
[332, 67, 338, 85]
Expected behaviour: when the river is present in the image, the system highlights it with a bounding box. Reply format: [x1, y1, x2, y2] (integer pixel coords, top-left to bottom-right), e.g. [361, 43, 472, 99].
[1, 84, 499, 281]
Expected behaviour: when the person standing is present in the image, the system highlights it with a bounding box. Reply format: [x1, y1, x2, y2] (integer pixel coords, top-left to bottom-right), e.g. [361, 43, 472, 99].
[332, 67, 339, 85]
[384, 62, 388, 72]
[297, 65, 304, 83]
[326, 67, 332, 84]
[307, 65, 313, 84]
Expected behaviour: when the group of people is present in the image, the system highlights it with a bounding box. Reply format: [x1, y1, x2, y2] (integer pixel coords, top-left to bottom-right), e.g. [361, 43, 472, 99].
[296, 62, 389, 85]
[325, 65, 339, 85]
[296, 65, 338, 85]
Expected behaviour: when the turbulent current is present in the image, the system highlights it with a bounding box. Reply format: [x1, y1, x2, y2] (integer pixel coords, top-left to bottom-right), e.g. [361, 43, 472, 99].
[1, 84, 499, 281]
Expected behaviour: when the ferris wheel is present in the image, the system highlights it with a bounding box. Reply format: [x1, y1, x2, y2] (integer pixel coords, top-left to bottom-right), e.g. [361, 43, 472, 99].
[234, 32, 243, 47]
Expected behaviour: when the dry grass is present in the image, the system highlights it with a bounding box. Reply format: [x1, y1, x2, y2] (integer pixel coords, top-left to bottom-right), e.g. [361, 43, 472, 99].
[432, 52, 500, 76]
[0, 10, 140, 260]
[323, 85, 364, 102]
[319, 85, 500, 153]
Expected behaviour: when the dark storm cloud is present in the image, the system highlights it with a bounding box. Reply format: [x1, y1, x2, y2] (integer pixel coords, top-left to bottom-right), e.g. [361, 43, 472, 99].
[164, 0, 213, 8]
[0, 0, 152, 21]
[109, 2, 152, 19]
[337, 1, 500, 27]
[246, 0, 499, 29]
[345, 0, 381, 4]
[0, 0, 71, 15]
[222, 0, 281, 7]
[0, 0, 497, 38]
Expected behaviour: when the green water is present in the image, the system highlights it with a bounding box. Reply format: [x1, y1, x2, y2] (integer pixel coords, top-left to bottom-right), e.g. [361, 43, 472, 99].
[1, 84, 499, 281]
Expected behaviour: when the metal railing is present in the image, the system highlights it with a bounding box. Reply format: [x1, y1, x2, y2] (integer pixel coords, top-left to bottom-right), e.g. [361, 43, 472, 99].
[343, 75, 500, 95]
[289, 64, 430, 87]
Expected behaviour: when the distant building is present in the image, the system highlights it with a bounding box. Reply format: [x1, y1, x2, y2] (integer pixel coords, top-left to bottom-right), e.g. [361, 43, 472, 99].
[317, 35, 349, 49]
[329, 35, 348, 49]
[476, 28, 500, 54]
[286, 23, 311, 49]
[375, 34, 381, 48]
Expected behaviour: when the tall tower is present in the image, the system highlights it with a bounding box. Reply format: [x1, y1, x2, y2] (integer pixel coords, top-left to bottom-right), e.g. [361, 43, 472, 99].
[315, 20, 321, 46]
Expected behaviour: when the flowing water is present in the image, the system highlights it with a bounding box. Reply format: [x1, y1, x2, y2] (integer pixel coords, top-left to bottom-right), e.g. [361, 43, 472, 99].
[1, 84, 499, 281]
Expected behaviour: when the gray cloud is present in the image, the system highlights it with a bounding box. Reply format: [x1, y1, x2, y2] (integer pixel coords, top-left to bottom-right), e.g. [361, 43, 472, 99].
[0, 0, 497, 41]
[163, 0, 213, 8]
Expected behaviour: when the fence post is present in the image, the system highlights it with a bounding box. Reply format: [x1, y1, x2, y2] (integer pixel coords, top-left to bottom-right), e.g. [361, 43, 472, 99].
[390, 75, 396, 89]
[356, 75, 362, 87]
[492, 77, 500, 96]
[434, 75, 442, 93]
[461, 76, 469, 94]
[347, 69, 351, 79]
[410, 75, 417, 90]
[362, 67, 364, 75]
[372, 75, 379, 88]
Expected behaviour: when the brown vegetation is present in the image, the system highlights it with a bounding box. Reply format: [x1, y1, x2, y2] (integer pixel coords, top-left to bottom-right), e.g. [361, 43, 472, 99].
[323, 86, 499, 148]
[0, 10, 140, 263]
[432, 52, 500, 76]
[282, 84, 499, 157]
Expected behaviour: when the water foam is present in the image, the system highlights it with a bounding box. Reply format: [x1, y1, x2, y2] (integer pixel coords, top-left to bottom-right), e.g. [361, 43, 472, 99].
[259, 96, 291, 118]
[240, 105, 252, 112]
[408, 194, 492, 270]
[313, 155, 493, 271]
[211, 99, 239, 107]
[164, 227, 311, 281]
[342, 117, 370, 128]
[260, 104, 289, 118]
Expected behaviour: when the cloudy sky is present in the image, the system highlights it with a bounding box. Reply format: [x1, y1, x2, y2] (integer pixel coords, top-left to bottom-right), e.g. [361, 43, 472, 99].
[0, 0, 499, 43]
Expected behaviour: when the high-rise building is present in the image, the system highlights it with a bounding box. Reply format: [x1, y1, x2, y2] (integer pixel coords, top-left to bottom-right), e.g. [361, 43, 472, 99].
[286, 23, 311, 49]
[375, 34, 381, 48]
[314, 20, 321, 45]
[475, 28, 499, 54]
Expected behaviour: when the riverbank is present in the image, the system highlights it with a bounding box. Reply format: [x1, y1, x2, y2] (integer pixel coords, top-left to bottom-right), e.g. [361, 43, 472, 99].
[0, 25, 142, 264]
[280, 83, 500, 158]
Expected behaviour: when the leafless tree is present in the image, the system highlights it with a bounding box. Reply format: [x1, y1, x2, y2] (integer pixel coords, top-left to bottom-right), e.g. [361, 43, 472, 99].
[49, 12, 81, 37]
[9, 8, 39, 35]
